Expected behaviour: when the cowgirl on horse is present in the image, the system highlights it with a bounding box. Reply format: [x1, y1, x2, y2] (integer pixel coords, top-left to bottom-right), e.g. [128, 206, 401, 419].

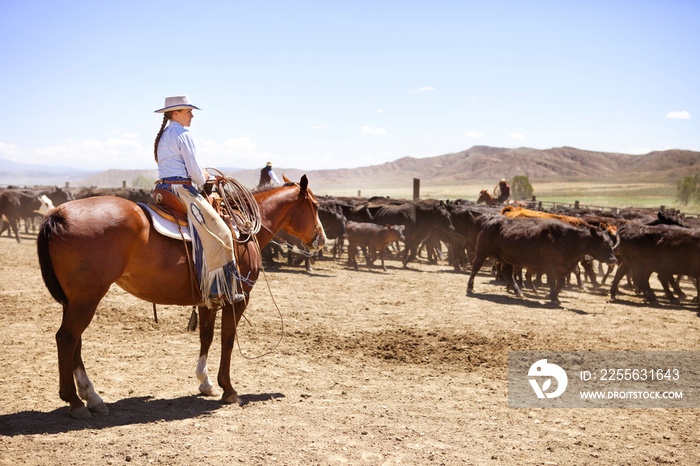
[153, 95, 244, 307]
[38, 96, 326, 417]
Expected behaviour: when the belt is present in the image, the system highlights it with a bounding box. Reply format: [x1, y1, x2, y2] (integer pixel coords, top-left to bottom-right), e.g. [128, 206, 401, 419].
[159, 178, 192, 186]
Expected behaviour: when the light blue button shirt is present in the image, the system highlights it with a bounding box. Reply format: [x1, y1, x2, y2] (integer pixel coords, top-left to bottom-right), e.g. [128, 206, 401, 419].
[157, 122, 206, 186]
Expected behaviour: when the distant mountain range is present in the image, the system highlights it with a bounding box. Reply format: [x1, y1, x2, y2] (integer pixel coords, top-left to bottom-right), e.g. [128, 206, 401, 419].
[2, 146, 699, 190]
[0, 158, 99, 187]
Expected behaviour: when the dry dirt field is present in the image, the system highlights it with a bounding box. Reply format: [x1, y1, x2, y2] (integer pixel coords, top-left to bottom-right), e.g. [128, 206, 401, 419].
[1, 230, 699, 465]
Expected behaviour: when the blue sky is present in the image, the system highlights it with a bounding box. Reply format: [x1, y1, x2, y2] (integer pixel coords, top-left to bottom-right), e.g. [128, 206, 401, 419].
[1, 0, 697, 171]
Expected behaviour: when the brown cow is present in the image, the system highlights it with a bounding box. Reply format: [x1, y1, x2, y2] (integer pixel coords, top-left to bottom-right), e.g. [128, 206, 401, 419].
[346, 221, 406, 271]
[500, 205, 591, 227]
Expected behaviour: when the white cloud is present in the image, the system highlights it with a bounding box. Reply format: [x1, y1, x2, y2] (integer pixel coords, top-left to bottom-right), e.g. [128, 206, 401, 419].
[510, 132, 526, 141]
[361, 126, 388, 135]
[466, 131, 485, 138]
[0, 134, 276, 171]
[310, 125, 328, 129]
[665, 110, 691, 120]
[0, 142, 22, 159]
[376, 109, 384, 114]
[26, 137, 151, 169]
[409, 86, 435, 93]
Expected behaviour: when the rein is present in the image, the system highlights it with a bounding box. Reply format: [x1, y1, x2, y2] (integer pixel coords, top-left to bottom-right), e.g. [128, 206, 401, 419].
[261, 223, 318, 258]
[176, 173, 320, 361]
[206, 171, 290, 361]
[208, 168, 262, 242]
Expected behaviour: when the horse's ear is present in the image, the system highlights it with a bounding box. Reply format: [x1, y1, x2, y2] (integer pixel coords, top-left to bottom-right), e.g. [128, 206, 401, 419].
[283, 175, 292, 183]
[300, 175, 308, 193]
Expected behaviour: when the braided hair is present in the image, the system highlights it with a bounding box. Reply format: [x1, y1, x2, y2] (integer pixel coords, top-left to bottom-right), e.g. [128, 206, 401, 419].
[154, 112, 173, 162]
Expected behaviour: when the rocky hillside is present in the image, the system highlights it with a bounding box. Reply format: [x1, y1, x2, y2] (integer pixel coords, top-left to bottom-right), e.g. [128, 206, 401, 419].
[7, 146, 699, 189]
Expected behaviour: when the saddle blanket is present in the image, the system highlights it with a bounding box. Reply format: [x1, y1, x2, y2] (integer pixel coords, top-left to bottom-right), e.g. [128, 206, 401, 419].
[138, 202, 192, 241]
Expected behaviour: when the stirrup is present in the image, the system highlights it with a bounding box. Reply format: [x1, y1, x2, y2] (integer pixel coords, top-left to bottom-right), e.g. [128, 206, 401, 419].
[232, 293, 246, 303]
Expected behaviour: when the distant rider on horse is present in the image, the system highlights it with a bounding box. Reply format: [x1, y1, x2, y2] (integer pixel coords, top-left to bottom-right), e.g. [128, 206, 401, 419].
[257, 161, 281, 188]
[494, 178, 511, 203]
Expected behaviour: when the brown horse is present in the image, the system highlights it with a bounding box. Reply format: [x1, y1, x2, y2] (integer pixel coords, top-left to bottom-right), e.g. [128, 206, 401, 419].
[37, 175, 325, 419]
[476, 189, 497, 206]
[477, 189, 526, 207]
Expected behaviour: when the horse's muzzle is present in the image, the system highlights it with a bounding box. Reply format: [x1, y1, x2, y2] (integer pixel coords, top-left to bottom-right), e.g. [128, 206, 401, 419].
[307, 227, 326, 251]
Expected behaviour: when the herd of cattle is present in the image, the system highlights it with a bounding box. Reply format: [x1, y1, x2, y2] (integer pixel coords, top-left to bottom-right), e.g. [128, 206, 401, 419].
[2, 184, 699, 310]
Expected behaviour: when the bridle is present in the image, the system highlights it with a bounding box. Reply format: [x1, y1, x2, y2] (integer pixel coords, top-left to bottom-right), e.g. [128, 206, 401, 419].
[260, 222, 323, 257]
[256, 179, 325, 254]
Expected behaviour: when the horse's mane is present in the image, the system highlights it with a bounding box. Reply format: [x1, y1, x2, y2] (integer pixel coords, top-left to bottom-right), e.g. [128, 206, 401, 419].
[252, 182, 296, 194]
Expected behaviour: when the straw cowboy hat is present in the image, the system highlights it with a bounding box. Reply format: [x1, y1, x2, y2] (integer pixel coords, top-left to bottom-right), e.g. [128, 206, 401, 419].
[154, 95, 200, 113]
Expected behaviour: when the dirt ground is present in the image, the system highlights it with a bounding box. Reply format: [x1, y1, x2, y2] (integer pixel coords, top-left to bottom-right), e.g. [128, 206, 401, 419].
[1, 229, 699, 465]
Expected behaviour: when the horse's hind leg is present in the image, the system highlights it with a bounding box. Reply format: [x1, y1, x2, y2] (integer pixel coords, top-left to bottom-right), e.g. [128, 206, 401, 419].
[196, 306, 217, 396]
[55, 299, 103, 419]
[73, 337, 109, 414]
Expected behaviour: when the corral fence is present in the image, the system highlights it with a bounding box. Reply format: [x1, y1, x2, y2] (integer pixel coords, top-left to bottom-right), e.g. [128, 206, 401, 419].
[521, 198, 700, 219]
[411, 178, 700, 218]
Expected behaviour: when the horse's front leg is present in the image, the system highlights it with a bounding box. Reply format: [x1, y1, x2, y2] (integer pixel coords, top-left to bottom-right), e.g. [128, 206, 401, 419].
[218, 301, 245, 404]
[196, 306, 217, 396]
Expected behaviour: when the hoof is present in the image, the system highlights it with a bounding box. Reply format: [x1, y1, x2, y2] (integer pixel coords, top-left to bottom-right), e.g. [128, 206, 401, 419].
[199, 383, 217, 396]
[89, 401, 109, 415]
[69, 405, 92, 420]
[222, 391, 240, 405]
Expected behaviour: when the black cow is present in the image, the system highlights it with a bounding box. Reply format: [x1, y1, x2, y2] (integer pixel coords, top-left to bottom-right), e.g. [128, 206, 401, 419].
[0, 189, 50, 242]
[21, 186, 73, 233]
[609, 224, 700, 308]
[38, 186, 73, 207]
[447, 204, 500, 270]
[354, 199, 455, 267]
[467, 217, 618, 304]
[318, 203, 347, 259]
[72, 187, 153, 203]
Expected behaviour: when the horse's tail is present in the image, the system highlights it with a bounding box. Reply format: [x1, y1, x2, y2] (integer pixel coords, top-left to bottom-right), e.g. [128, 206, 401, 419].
[37, 210, 68, 306]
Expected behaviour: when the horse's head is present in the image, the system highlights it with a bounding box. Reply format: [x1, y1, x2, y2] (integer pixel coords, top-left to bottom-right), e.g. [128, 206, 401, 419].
[279, 175, 327, 251]
[476, 189, 492, 205]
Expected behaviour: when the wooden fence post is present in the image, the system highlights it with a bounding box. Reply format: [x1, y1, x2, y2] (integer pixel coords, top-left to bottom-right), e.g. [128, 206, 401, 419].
[413, 178, 420, 201]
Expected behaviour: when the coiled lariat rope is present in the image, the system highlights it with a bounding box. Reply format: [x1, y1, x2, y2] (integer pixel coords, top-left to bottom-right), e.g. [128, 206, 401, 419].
[206, 167, 284, 360]
[207, 167, 261, 241]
